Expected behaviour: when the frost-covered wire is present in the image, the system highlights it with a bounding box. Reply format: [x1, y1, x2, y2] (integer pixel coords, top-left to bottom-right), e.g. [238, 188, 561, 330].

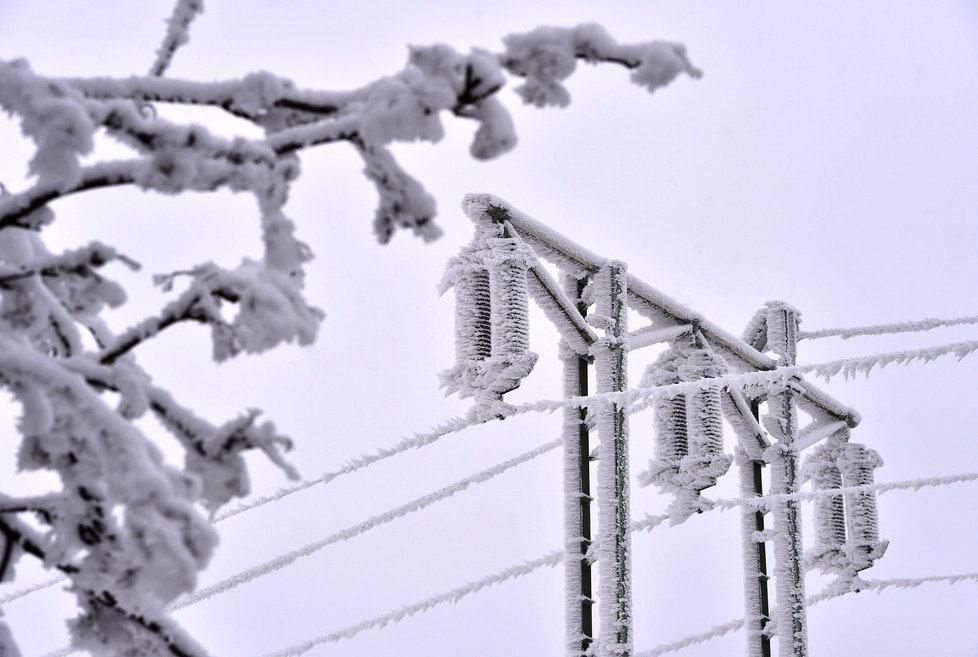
[258, 551, 564, 657]
[250, 471, 978, 656]
[215, 412, 504, 522]
[171, 439, 561, 612]
[633, 571, 978, 657]
[0, 574, 67, 605]
[222, 330, 978, 525]
[712, 470, 978, 512]
[799, 314, 978, 341]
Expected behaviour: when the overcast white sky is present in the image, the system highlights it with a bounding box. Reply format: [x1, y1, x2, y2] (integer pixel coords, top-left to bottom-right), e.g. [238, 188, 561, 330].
[2, 2, 978, 656]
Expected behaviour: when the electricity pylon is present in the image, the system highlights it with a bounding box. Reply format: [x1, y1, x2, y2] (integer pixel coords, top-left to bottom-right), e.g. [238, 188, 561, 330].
[441, 194, 887, 657]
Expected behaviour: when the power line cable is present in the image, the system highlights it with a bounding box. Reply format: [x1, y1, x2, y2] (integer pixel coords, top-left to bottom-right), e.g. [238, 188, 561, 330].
[169, 439, 561, 613]
[258, 551, 564, 657]
[711, 471, 978, 512]
[0, 574, 67, 606]
[4, 411, 521, 604]
[634, 571, 978, 657]
[215, 413, 504, 522]
[799, 314, 978, 341]
[253, 470, 978, 655]
[12, 338, 978, 617]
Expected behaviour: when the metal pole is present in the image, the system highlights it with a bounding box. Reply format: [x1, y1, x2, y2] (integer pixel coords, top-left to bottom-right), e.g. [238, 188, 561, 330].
[767, 305, 807, 657]
[737, 444, 772, 657]
[595, 262, 632, 657]
[562, 274, 593, 657]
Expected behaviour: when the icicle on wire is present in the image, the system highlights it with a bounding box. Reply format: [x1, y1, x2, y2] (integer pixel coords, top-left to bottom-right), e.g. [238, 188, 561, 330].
[169, 439, 561, 612]
[258, 551, 564, 657]
[634, 571, 978, 657]
[799, 314, 978, 341]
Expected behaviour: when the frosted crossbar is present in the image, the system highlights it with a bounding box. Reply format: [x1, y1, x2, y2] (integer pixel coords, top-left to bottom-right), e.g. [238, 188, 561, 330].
[462, 193, 858, 426]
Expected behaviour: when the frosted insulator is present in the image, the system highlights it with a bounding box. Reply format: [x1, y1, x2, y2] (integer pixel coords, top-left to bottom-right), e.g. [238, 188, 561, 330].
[682, 383, 731, 491]
[655, 394, 688, 464]
[454, 268, 492, 363]
[640, 348, 687, 489]
[808, 446, 847, 548]
[677, 347, 730, 492]
[488, 238, 531, 358]
[803, 443, 848, 574]
[840, 442, 887, 571]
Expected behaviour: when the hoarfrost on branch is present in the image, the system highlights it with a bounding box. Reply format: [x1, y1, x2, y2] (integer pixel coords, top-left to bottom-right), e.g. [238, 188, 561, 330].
[0, 3, 700, 655]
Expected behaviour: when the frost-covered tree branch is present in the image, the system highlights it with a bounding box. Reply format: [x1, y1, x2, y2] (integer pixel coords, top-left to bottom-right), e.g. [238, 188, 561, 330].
[0, 3, 699, 655]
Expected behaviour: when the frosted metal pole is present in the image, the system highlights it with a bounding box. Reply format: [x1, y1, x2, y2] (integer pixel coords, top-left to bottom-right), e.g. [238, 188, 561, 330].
[595, 262, 632, 657]
[737, 444, 772, 657]
[562, 274, 593, 657]
[767, 305, 807, 657]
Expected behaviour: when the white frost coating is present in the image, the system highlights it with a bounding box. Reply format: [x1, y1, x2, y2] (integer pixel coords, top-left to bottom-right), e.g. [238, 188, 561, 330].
[799, 314, 978, 341]
[439, 226, 538, 409]
[764, 302, 800, 365]
[626, 337, 978, 418]
[161, 260, 324, 362]
[259, 551, 564, 657]
[839, 443, 888, 573]
[560, 273, 592, 657]
[358, 143, 441, 244]
[720, 390, 768, 460]
[0, 60, 95, 190]
[501, 24, 700, 108]
[634, 571, 978, 657]
[466, 96, 517, 160]
[803, 442, 849, 576]
[634, 617, 746, 657]
[3, 23, 703, 656]
[461, 193, 608, 275]
[735, 449, 768, 657]
[766, 396, 808, 657]
[0, 337, 218, 620]
[440, 238, 493, 398]
[640, 347, 687, 492]
[592, 262, 632, 657]
[639, 340, 731, 521]
[484, 236, 538, 396]
[0, 574, 67, 605]
[716, 470, 978, 511]
[215, 412, 496, 521]
[406, 336, 978, 428]
[525, 266, 596, 356]
[172, 439, 560, 611]
[148, 0, 205, 77]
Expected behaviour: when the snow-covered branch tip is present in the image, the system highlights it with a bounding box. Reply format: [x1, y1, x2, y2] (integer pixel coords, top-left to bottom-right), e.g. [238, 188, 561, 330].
[501, 24, 701, 108]
[149, 0, 205, 77]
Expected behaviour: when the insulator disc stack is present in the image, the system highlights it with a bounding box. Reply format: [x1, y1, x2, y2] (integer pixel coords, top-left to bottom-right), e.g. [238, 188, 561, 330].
[485, 237, 538, 396]
[803, 442, 848, 574]
[840, 442, 888, 571]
